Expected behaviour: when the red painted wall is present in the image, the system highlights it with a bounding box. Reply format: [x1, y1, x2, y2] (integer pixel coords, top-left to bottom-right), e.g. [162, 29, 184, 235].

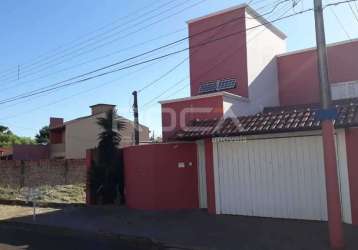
[161, 95, 224, 141]
[123, 143, 199, 210]
[278, 40, 358, 106]
[49, 129, 64, 144]
[189, 7, 248, 97]
[204, 138, 216, 214]
[12, 144, 49, 160]
[345, 128, 358, 225]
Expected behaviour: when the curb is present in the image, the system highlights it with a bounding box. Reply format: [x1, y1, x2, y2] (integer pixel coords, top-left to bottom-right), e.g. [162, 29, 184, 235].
[0, 221, 206, 250]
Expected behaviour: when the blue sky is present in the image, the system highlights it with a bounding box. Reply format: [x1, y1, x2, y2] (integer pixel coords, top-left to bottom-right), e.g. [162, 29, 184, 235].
[0, 0, 357, 138]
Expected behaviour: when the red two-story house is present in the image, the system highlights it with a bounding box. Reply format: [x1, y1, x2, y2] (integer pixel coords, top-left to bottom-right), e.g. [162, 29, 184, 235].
[122, 4, 358, 225]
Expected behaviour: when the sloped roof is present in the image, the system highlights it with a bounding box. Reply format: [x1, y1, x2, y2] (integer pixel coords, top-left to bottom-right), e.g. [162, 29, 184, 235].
[49, 114, 149, 131]
[174, 98, 358, 140]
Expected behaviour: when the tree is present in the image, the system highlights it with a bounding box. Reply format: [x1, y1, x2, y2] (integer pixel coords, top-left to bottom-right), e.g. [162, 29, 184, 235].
[0, 125, 11, 134]
[149, 131, 162, 143]
[0, 125, 35, 147]
[89, 110, 126, 204]
[35, 126, 50, 144]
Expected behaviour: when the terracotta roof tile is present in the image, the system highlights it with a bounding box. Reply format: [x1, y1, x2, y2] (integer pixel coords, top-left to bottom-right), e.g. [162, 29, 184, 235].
[174, 98, 358, 140]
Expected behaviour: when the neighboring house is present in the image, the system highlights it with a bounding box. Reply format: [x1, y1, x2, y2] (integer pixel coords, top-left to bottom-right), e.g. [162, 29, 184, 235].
[49, 104, 150, 159]
[121, 4, 358, 226]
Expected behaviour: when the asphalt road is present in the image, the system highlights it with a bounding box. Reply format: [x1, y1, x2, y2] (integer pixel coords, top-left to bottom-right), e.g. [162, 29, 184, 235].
[0, 223, 155, 250]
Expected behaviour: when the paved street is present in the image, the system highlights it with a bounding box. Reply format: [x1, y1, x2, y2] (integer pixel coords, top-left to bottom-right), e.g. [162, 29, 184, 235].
[0, 222, 156, 250]
[3, 205, 358, 250]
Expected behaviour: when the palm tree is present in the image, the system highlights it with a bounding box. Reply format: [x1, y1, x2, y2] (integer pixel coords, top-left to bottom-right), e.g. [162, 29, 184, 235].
[90, 109, 126, 204]
[97, 109, 124, 163]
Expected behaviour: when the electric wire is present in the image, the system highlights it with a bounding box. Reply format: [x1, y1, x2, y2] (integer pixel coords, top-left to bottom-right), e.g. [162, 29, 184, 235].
[0, 6, 317, 106]
[0, 0, 207, 82]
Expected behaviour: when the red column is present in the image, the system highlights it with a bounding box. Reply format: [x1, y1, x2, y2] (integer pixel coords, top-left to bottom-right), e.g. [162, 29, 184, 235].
[85, 149, 92, 205]
[204, 138, 216, 214]
[345, 128, 358, 225]
[321, 121, 344, 250]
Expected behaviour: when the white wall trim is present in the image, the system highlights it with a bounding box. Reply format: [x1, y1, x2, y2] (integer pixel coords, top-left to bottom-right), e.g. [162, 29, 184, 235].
[277, 38, 358, 58]
[336, 130, 352, 224]
[213, 130, 323, 142]
[186, 4, 286, 40]
[212, 139, 222, 214]
[331, 80, 358, 86]
[196, 140, 208, 209]
[159, 91, 248, 104]
[187, 3, 247, 23]
[331, 80, 358, 100]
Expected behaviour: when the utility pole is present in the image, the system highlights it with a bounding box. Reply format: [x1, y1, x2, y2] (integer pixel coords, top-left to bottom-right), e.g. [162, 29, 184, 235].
[132, 91, 139, 145]
[313, 0, 344, 249]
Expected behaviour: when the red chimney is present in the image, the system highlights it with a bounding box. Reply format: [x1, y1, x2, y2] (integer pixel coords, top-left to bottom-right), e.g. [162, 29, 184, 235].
[49, 117, 64, 129]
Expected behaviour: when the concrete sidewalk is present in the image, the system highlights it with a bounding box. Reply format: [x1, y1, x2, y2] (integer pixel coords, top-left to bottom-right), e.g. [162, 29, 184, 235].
[4, 206, 358, 250]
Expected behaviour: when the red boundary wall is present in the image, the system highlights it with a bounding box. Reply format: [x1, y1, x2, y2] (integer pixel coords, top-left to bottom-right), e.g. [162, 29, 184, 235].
[123, 143, 199, 210]
[345, 128, 358, 225]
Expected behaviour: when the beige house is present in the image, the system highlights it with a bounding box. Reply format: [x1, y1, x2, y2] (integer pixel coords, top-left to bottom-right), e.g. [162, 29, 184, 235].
[49, 104, 150, 159]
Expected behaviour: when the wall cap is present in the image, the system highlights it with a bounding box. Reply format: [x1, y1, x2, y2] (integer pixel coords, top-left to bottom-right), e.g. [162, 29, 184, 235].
[186, 4, 286, 40]
[159, 91, 248, 105]
[277, 38, 358, 58]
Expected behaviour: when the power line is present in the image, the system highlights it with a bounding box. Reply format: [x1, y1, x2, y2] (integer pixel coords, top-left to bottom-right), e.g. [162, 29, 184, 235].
[0, 0, 280, 87]
[0, 52, 165, 113]
[0, 0, 181, 78]
[141, 77, 190, 107]
[136, 0, 294, 94]
[0, 5, 315, 106]
[0, 27, 187, 92]
[324, 0, 358, 8]
[140, 1, 295, 109]
[0, 0, 206, 82]
[138, 57, 189, 93]
[4, 0, 265, 113]
[1, 1, 280, 97]
[0, 0, 292, 103]
[348, 3, 358, 23]
[0, 59, 161, 121]
[0, 0, 285, 100]
[330, 8, 352, 39]
[0, 1, 282, 99]
[0, 0, 353, 108]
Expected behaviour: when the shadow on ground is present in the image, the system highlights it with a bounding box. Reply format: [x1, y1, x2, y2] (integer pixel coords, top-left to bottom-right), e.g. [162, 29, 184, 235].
[0, 222, 155, 250]
[1, 205, 358, 250]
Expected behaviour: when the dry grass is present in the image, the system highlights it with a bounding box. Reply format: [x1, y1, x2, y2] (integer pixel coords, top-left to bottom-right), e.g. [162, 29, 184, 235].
[0, 184, 85, 204]
[0, 204, 58, 220]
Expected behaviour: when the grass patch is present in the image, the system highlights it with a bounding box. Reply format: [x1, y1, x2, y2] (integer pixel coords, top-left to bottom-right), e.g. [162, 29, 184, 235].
[0, 184, 85, 204]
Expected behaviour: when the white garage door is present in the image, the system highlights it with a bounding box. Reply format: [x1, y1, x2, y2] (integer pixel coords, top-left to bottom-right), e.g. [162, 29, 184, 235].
[212, 132, 352, 223]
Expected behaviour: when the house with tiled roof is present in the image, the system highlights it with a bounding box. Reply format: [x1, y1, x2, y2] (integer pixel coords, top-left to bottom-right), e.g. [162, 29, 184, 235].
[49, 104, 150, 159]
[117, 4, 358, 226]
